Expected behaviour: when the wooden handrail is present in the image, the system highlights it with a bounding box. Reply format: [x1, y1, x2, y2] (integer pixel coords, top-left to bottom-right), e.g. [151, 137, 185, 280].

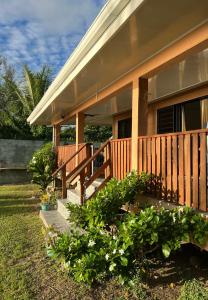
[68, 139, 111, 183]
[85, 159, 111, 189]
[137, 128, 208, 139]
[54, 138, 112, 203]
[52, 143, 88, 177]
[88, 175, 111, 200]
[66, 157, 89, 182]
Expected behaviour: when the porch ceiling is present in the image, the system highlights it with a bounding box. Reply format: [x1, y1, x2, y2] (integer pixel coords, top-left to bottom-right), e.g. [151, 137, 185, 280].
[28, 0, 208, 126]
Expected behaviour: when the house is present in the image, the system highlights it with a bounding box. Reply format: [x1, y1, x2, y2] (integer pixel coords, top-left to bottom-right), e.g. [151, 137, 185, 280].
[28, 0, 208, 223]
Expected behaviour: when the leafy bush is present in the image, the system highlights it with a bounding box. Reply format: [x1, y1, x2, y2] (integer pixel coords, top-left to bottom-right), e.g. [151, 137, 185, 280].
[66, 171, 150, 228]
[47, 206, 208, 285]
[128, 272, 148, 300]
[52, 172, 208, 285]
[28, 143, 56, 191]
[178, 279, 208, 300]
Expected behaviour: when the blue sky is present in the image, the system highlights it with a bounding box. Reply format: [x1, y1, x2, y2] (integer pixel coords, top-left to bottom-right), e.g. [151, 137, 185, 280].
[0, 0, 106, 76]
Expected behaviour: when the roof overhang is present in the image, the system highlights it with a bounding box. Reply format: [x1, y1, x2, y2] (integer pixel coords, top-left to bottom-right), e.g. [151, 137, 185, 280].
[28, 0, 208, 125]
[28, 0, 142, 124]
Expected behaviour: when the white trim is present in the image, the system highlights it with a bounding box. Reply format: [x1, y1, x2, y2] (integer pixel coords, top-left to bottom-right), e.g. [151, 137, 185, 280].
[27, 0, 145, 124]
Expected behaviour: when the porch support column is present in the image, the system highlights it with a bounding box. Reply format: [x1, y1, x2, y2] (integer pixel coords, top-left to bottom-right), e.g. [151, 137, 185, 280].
[75, 112, 85, 164]
[131, 78, 139, 171]
[52, 124, 61, 147]
[131, 77, 148, 171]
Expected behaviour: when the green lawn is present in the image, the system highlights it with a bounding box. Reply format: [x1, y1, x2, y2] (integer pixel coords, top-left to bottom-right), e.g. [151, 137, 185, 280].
[1, 185, 207, 300]
[0, 185, 85, 300]
[0, 185, 132, 300]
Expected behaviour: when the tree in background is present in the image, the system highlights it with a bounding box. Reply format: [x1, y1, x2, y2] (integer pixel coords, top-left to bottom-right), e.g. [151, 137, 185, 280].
[0, 58, 30, 138]
[0, 57, 112, 142]
[0, 57, 52, 140]
[11, 64, 52, 138]
[84, 125, 112, 142]
[60, 125, 112, 144]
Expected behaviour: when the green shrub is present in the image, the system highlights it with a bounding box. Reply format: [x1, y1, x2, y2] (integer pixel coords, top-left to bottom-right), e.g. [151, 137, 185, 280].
[66, 202, 87, 228]
[178, 279, 208, 300]
[48, 206, 208, 285]
[28, 143, 56, 191]
[66, 171, 150, 228]
[128, 272, 148, 300]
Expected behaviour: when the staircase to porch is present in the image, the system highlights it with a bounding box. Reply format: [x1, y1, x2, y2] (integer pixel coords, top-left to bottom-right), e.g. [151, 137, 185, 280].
[40, 178, 104, 232]
[40, 140, 112, 232]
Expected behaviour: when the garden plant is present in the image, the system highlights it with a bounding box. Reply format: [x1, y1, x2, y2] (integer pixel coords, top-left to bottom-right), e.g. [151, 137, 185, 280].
[46, 171, 208, 286]
[28, 142, 56, 191]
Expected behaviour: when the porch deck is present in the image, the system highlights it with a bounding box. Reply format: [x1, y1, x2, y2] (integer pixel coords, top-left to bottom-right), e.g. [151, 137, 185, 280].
[56, 128, 208, 213]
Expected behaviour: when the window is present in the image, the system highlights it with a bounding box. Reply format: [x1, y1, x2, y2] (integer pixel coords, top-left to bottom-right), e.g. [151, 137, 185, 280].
[157, 97, 208, 134]
[118, 118, 132, 138]
[157, 105, 181, 134]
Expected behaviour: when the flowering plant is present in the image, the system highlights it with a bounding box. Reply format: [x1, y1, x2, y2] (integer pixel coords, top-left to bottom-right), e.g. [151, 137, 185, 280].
[40, 193, 49, 204]
[46, 172, 208, 286]
[48, 205, 208, 285]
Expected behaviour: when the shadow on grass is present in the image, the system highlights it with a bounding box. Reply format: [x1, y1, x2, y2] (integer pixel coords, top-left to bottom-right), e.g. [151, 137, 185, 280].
[0, 197, 40, 216]
[0, 205, 39, 216]
[0, 193, 39, 200]
[147, 244, 208, 288]
[0, 199, 39, 206]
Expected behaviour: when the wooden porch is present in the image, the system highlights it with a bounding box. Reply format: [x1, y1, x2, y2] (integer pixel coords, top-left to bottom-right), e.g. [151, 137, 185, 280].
[55, 128, 208, 212]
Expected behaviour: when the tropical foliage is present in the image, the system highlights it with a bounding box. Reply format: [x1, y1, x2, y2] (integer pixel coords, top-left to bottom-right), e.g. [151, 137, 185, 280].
[0, 57, 52, 139]
[28, 143, 56, 191]
[61, 125, 112, 144]
[178, 279, 208, 300]
[46, 172, 208, 285]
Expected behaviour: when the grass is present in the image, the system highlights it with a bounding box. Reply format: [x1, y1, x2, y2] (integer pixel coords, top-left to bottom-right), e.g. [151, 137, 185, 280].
[0, 184, 208, 300]
[0, 184, 84, 300]
[0, 184, 136, 300]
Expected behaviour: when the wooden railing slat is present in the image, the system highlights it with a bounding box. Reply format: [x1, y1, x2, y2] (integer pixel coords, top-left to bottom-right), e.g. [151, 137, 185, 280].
[192, 133, 199, 209]
[178, 135, 185, 205]
[167, 136, 172, 201]
[156, 136, 161, 198]
[138, 138, 143, 173]
[172, 135, 178, 202]
[200, 133, 207, 211]
[185, 134, 191, 207]
[161, 136, 166, 200]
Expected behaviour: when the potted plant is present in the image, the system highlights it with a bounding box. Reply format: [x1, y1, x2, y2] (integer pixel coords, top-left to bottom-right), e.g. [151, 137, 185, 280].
[47, 189, 57, 210]
[40, 193, 50, 211]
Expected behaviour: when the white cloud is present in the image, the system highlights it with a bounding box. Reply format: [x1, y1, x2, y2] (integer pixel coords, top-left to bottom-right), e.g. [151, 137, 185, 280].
[0, 0, 106, 74]
[0, 0, 105, 35]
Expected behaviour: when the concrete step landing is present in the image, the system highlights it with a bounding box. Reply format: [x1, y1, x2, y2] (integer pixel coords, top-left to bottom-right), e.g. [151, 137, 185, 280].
[57, 198, 71, 219]
[40, 210, 70, 233]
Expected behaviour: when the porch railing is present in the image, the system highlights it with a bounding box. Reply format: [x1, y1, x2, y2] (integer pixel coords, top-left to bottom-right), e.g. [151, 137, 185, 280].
[56, 143, 90, 173]
[53, 140, 112, 203]
[110, 129, 208, 212]
[137, 129, 208, 211]
[53, 143, 91, 198]
[110, 138, 132, 180]
[54, 129, 208, 211]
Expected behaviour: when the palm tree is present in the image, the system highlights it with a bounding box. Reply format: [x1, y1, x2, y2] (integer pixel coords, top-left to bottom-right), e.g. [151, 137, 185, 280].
[0, 62, 52, 138]
[16, 65, 52, 116]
